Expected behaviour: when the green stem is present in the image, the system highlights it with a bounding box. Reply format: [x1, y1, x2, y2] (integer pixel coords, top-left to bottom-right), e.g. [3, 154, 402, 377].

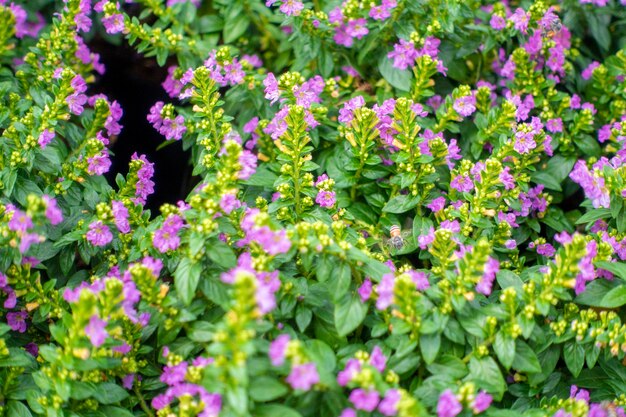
[135, 385, 156, 417]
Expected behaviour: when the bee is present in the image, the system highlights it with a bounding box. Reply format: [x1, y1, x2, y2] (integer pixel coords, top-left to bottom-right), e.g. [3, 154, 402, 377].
[542, 19, 563, 39]
[599, 401, 621, 417]
[388, 225, 405, 250]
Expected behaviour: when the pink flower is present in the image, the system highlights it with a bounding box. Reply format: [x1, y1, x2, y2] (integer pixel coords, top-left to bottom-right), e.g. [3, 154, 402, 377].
[358, 278, 372, 302]
[38, 129, 55, 148]
[450, 174, 474, 193]
[388, 39, 418, 70]
[316, 190, 336, 208]
[437, 390, 462, 417]
[269, 334, 290, 366]
[42, 195, 63, 225]
[453, 95, 476, 117]
[349, 389, 380, 412]
[279, 0, 304, 16]
[378, 389, 401, 416]
[472, 391, 493, 413]
[85, 315, 108, 347]
[286, 363, 319, 390]
[86, 221, 113, 246]
[7, 311, 28, 333]
[369, 346, 387, 372]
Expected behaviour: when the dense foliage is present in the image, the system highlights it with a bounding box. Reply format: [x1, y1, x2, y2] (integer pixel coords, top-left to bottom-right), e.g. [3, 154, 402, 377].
[1, 0, 626, 417]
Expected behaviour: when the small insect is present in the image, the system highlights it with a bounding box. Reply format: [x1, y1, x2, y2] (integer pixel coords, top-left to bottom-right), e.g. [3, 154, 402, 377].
[599, 401, 621, 417]
[387, 225, 405, 250]
[542, 19, 563, 39]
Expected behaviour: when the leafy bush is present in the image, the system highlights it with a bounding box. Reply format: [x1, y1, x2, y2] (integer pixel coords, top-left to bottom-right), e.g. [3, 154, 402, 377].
[1, 1, 626, 417]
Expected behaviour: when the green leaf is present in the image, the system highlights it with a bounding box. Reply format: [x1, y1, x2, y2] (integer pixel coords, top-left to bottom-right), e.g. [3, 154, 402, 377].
[306, 340, 336, 373]
[575, 278, 616, 303]
[564, 341, 585, 377]
[175, 258, 202, 305]
[467, 357, 506, 400]
[378, 55, 412, 91]
[223, 11, 250, 43]
[207, 240, 237, 269]
[7, 401, 33, 417]
[100, 406, 135, 417]
[494, 331, 515, 370]
[512, 340, 541, 373]
[328, 262, 351, 302]
[595, 261, 626, 280]
[382, 194, 420, 214]
[334, 292, 367, 336]
[597, 286, 626, 308]
[249, 377, 289, 402]
[296, 304, 313, 332]
[254, 405, 302, 417]
[575, 208, 612, 225]
[0, 348, 36, 368]
[92, 382, 129, 404]
[420, 333, 441, 365]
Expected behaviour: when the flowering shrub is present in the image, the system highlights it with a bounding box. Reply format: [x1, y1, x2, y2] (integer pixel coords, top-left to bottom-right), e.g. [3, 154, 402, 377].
[2, 0, 626, 417]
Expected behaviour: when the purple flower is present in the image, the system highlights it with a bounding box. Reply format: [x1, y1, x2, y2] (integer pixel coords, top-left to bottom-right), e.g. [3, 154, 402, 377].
[67, 92, 88, 115]
[499, 167, 515, 190]
[450, 174, 474, 193]
[582, 61, 600, 80]
[476, 257, 500, 296]
[453, 95, 476, 117]
[409, 270, 430, 290]
[376, 273, 395, 310]
[286, 363, 319, 391]
[427, 197, 446, 212]
[161, 115, 187, 141]
[25, 342, 39, 357]
[160, 362, 188, 386]
[86, 221, 113, 246]
[153, 214, 184, 253]
[279, 0, 304, 16]
[42, 195, 63, 225]
[418, 227, 435, 249]
[102, 13, 125, 34]
[537, 243, 555, 257]
[338, 96, 366, 124]
[8, 209, 32, 232]
[264, 73, 280, 104]
[378, 389, 401, 416]
[339, 409, 356, 417]
[349, 389, 380, 412]
[38, 129, 55, 148]
[112, 201, 130, 233]
[316, 190, 336, 208]
[122, 374, 136, 389]
[509, 8, 529, 33]
[358, 278, 372, 302]
[388, 39, 418, 70]
[546, 118, 563, 133]
[220, 193, 241, 214]
[513, 132, 537, 154]
[269, 334, 290, 366]
[370, 346, 387, 372]
[345, 18, 368, 39]
[239, 150, 257, 180]
[437, 390, 462, 417]
[472, 391, 493, 413]
[337, 359, 361, 386]
[87, 152, 112, 175]
[7, 311, 28, 333]
[132, 153, 155, 205]
[490, 14, 506, 30]
[85, 315, 108, 347]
